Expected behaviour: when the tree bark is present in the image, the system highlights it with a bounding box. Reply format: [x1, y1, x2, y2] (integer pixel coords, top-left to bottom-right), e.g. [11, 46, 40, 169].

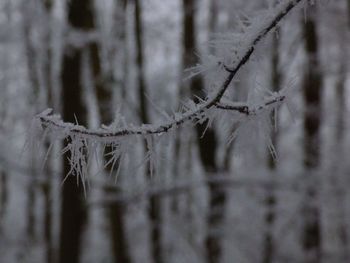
[301, 5, 322, 263]
[58, 1, 91, 262]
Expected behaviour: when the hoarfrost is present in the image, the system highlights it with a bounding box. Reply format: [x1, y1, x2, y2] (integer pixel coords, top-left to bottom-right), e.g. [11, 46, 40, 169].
[32, 0, 305, 183]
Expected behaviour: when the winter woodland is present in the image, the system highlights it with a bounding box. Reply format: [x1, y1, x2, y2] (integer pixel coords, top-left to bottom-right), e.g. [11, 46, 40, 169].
[0, 0, 350, 262]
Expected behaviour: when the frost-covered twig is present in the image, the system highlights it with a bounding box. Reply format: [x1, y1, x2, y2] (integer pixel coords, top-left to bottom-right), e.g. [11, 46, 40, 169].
[216, 94, 286, 115]
[36, 0, 303, 141]
[37, 93, 286, 142]
[30, 0, 305, 188]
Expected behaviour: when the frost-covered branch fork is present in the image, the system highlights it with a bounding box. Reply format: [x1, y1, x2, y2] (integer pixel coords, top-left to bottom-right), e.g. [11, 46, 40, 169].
[216, 94, 286, 115]
[35, 0, 303, 142]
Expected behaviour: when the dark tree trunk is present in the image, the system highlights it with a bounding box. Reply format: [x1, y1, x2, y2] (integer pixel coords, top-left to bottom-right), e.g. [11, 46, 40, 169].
[301, 5, 322, 263]
[262, 30, 281, 263]
[134, 1, 163, 263]
[59, 52, 87, 262]
[0, 170, 7, 233]
[58, 1, 92, 262]
[182, 1, 224, 262]
[105, 187, 131, 263]
[135, 0, 149, 125]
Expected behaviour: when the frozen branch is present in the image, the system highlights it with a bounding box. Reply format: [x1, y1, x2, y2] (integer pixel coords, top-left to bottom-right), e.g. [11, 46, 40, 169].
[38, 93, 286, 143]
[36, 0, 303, 141]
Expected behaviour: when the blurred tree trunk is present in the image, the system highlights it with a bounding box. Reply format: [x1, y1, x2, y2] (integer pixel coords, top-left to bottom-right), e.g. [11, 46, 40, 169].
[109, 0, 128, 102]
[89, 0, 132, 262]
[208, 0, 218, 38]
[182, 1, 224, 262]
[339, 3, 350, 255]
[348, 0, 350, 28]
[262, 29, 281, 263]
[22, 2, 39, 241]
[334, 63, 346, 157]
[0, 2, 9, 237]
[58, 1, 91, 262]
[331, 17, 349, 261]
[41, 1, 54, 262]
[301, 5, 322, 263]
[42, 162, 53, 263]
[135, 0, 149, 124]
[205, 3, 227, 263]
[134, 1, 163, 263]
[106, 192, 131, 263]
[42, 0, 53, 103]
[0, 170, 7, 233]
[333, 58, 349, 263]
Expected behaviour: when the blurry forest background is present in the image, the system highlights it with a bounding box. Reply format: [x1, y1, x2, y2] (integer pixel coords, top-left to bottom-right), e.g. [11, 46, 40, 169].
[0, 0, 350, 263]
